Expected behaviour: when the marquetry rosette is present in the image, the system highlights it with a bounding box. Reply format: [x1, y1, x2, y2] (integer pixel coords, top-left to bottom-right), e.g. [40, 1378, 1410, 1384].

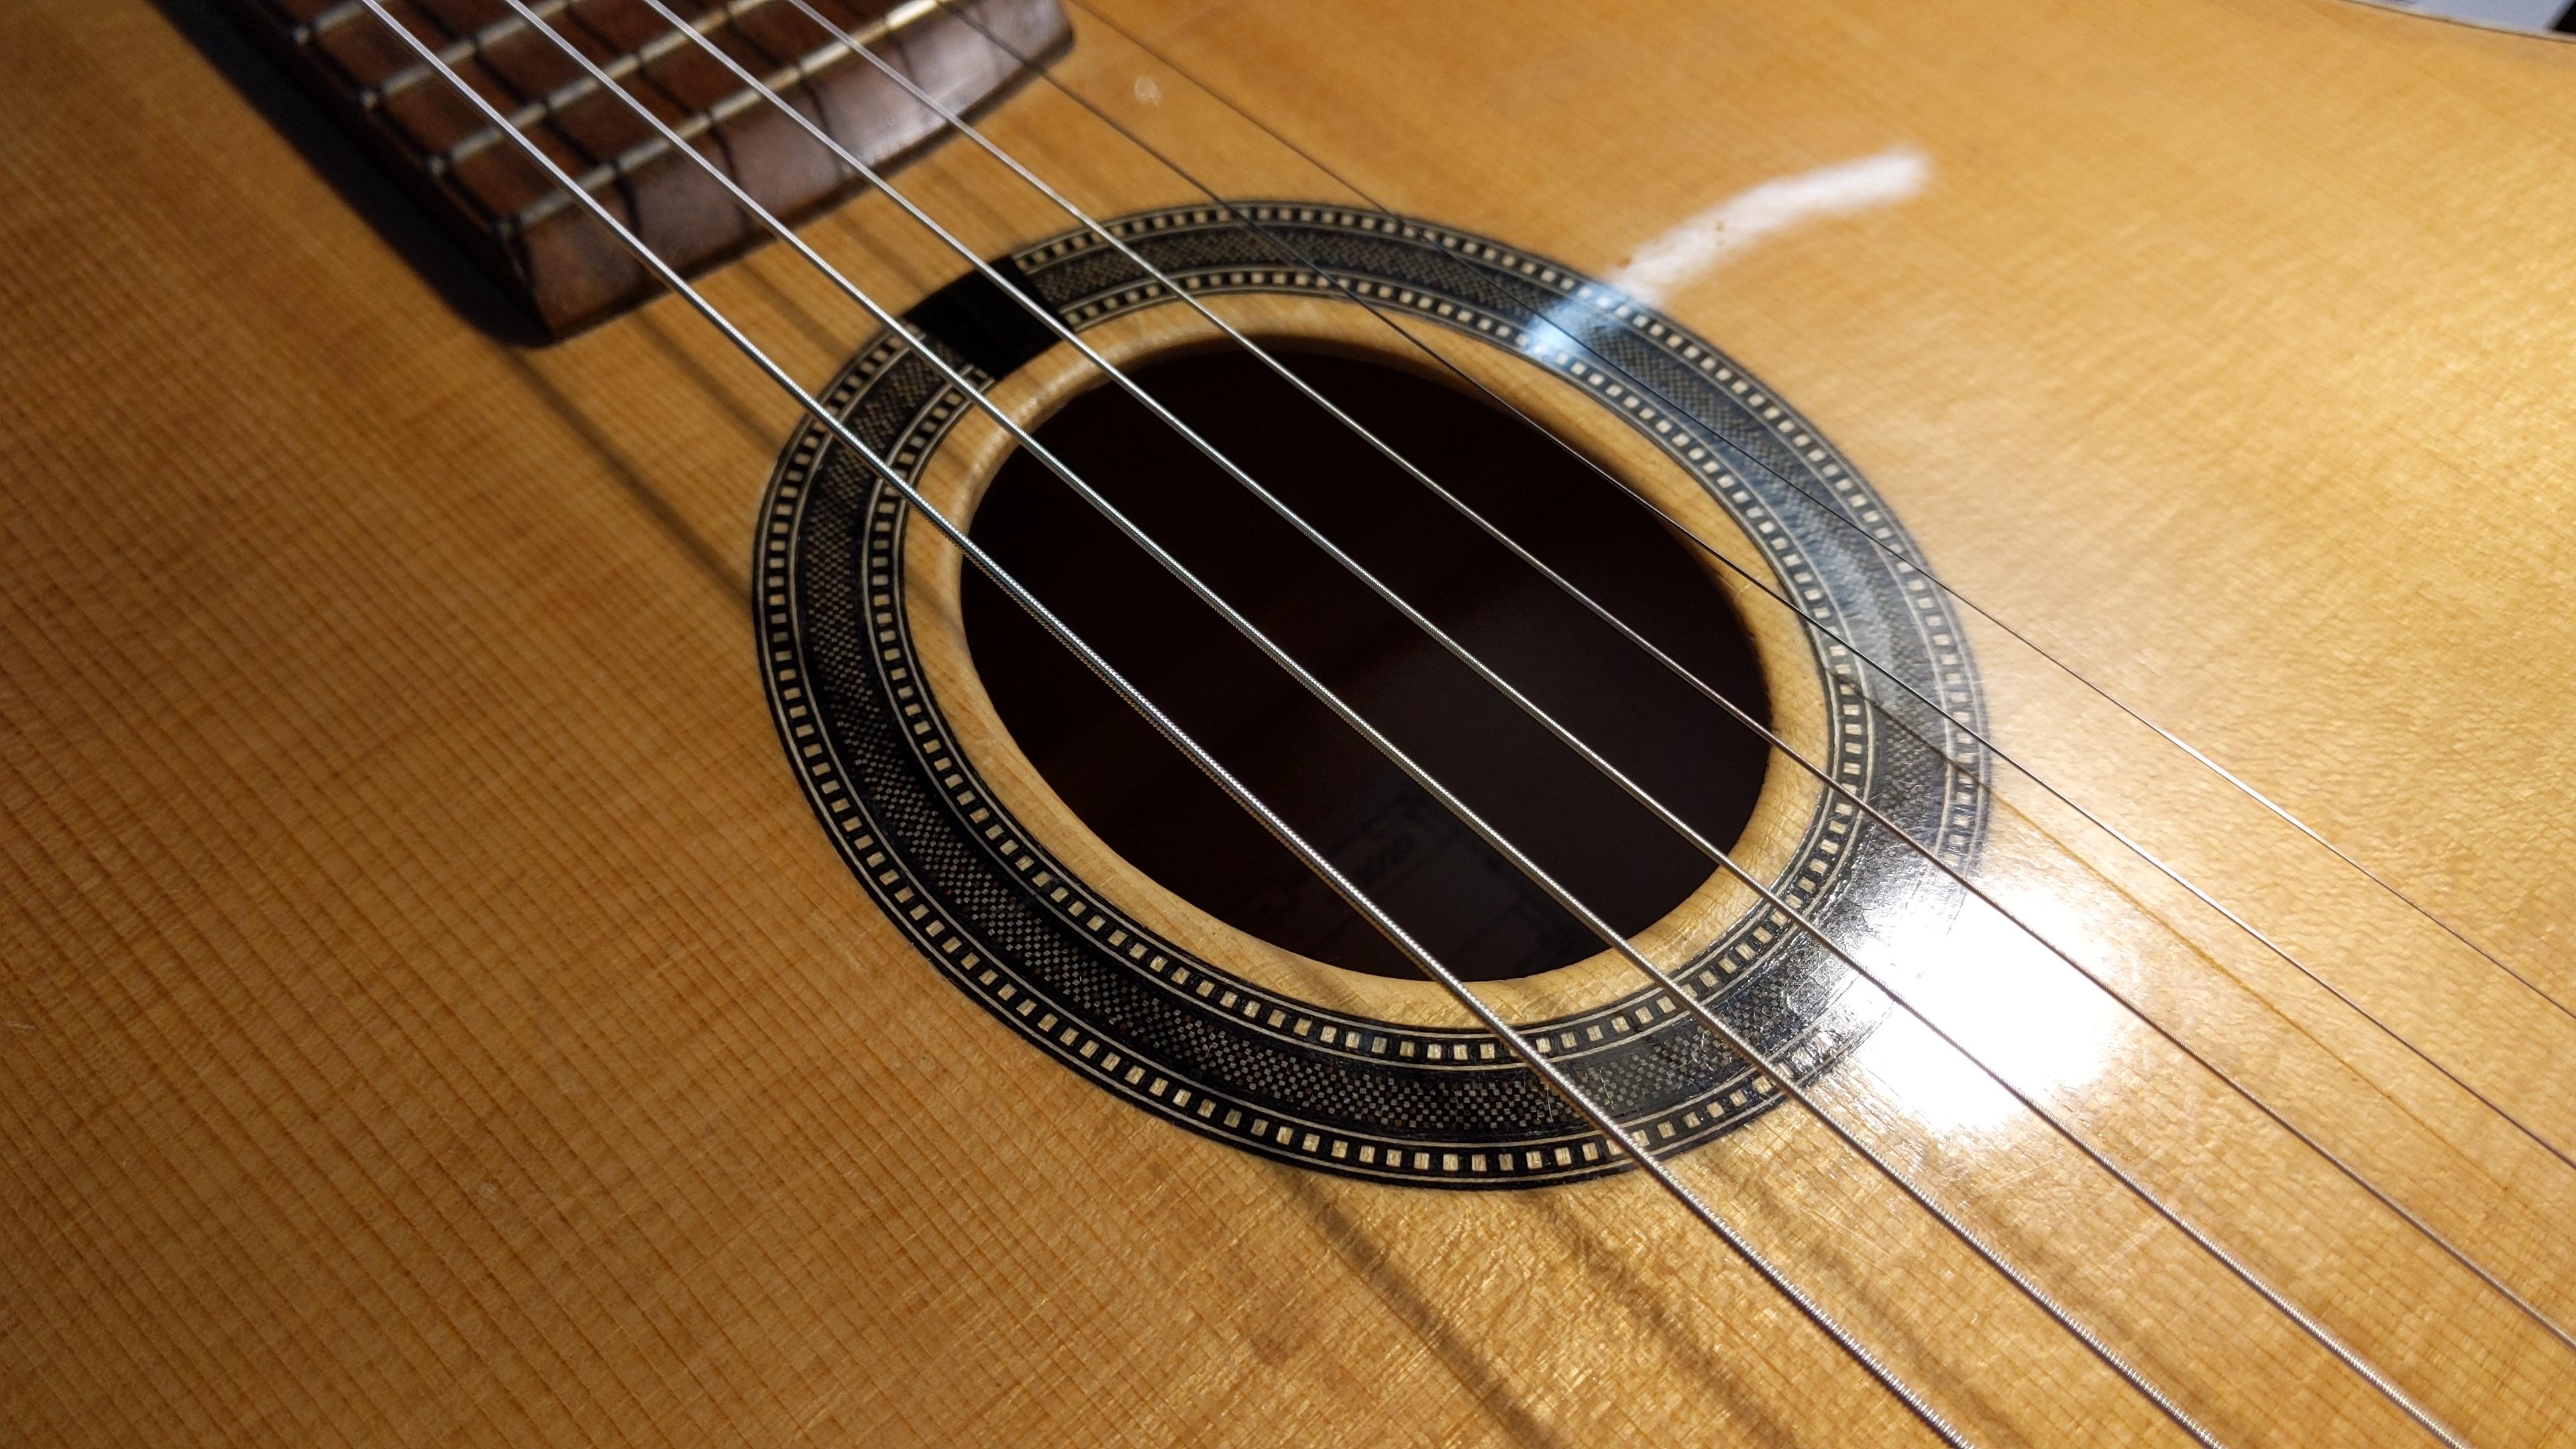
[756, 204, 1992, 1187]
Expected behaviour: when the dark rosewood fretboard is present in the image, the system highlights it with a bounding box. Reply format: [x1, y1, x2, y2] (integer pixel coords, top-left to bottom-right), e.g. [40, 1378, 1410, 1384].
[222, 0, 1069, 334]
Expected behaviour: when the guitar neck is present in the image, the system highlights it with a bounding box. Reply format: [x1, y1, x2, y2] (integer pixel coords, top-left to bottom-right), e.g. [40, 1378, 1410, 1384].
[217, 0, 1068, 335]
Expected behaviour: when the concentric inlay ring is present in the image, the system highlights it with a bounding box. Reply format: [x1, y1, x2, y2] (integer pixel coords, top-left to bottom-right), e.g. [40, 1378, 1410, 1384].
[755, 204, 1988, 1187]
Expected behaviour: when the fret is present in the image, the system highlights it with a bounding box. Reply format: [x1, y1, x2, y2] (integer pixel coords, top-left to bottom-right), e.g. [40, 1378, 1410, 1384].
[294, 0, 374, 44]
[361, 0, 581, 108]
[432, 0, 804, 175]
[216, 0, 1071, 333]
[496, 2, 942, 237]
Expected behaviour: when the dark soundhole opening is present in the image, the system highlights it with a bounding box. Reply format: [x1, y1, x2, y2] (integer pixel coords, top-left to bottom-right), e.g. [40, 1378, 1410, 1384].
[962, 347, 1772, 983]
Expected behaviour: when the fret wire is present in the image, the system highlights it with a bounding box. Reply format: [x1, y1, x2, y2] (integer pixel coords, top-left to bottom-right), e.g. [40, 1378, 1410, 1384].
[352, 7, 1982, 1441]
[431, 0, 932, 203]
[299, 0, 381, 42]
[492, 29, 810, 235]
[440, 0, 768, 174]
[362, 0, 579, 105]
[928, 0, 2576, 1365]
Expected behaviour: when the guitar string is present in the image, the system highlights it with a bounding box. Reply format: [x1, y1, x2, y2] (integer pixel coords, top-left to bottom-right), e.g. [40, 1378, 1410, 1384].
[488, 0, 2516, 1434]
[902, 0, 2576, 1361]
[912, 0, 2576, 1182]
[351, 9, 1978, 1441]
[629, 1, 2539, 1424]
[506, 1, 2486, 1436]
[411, 3, 2530, 1439]
[1042, 1, 2576, 1040]
[490, 6, 2234, 1440]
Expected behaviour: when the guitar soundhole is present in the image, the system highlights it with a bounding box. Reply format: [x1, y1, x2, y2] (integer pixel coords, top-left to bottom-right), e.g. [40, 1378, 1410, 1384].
[764, 203, 1988, 1181]
[963, 346, 1772, 982]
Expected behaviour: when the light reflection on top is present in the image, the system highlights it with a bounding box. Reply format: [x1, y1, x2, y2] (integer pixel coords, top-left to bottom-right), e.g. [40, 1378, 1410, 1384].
[1843, 895, 2126, 1143]
[1604, 146, 1931, 307]
[1518, 145, 1930, 384]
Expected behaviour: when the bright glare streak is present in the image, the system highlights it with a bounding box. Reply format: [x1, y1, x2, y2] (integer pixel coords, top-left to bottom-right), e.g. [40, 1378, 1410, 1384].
[1845, 897, 2123, 1142]
[1605, 146, 1931, 305]
[1517, 145, 1929, 365]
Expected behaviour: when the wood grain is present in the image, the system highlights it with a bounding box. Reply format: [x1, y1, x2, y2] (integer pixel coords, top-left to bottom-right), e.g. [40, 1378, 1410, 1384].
[4, 0, 2574, 1444]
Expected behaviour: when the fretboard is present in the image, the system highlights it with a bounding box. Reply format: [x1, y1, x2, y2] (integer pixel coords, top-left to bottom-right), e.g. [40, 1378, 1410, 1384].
[223, 0, 1070, 334]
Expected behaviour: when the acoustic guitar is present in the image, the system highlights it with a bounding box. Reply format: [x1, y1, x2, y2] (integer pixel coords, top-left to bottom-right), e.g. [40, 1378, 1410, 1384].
[6, 0, 2574, 1443]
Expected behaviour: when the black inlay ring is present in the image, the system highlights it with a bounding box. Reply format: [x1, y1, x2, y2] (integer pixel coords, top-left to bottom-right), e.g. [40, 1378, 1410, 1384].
[754, 204, 1989, 1187]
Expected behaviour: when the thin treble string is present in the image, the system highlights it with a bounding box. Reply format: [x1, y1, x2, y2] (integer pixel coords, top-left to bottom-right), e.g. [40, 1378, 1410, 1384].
[936, 0, 2576, 1183]
[353, 11, 1978, 1442]
[1044, 4, 2573, 1040]
[500, 6, 2222, 1440]
[522, 5, 2477, 1438]
[913, 0, 2576, 1361]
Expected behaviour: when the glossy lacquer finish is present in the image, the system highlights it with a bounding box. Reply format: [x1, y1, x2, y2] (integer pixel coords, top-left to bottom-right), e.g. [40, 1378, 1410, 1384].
[5, 1, 2575, 1445]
